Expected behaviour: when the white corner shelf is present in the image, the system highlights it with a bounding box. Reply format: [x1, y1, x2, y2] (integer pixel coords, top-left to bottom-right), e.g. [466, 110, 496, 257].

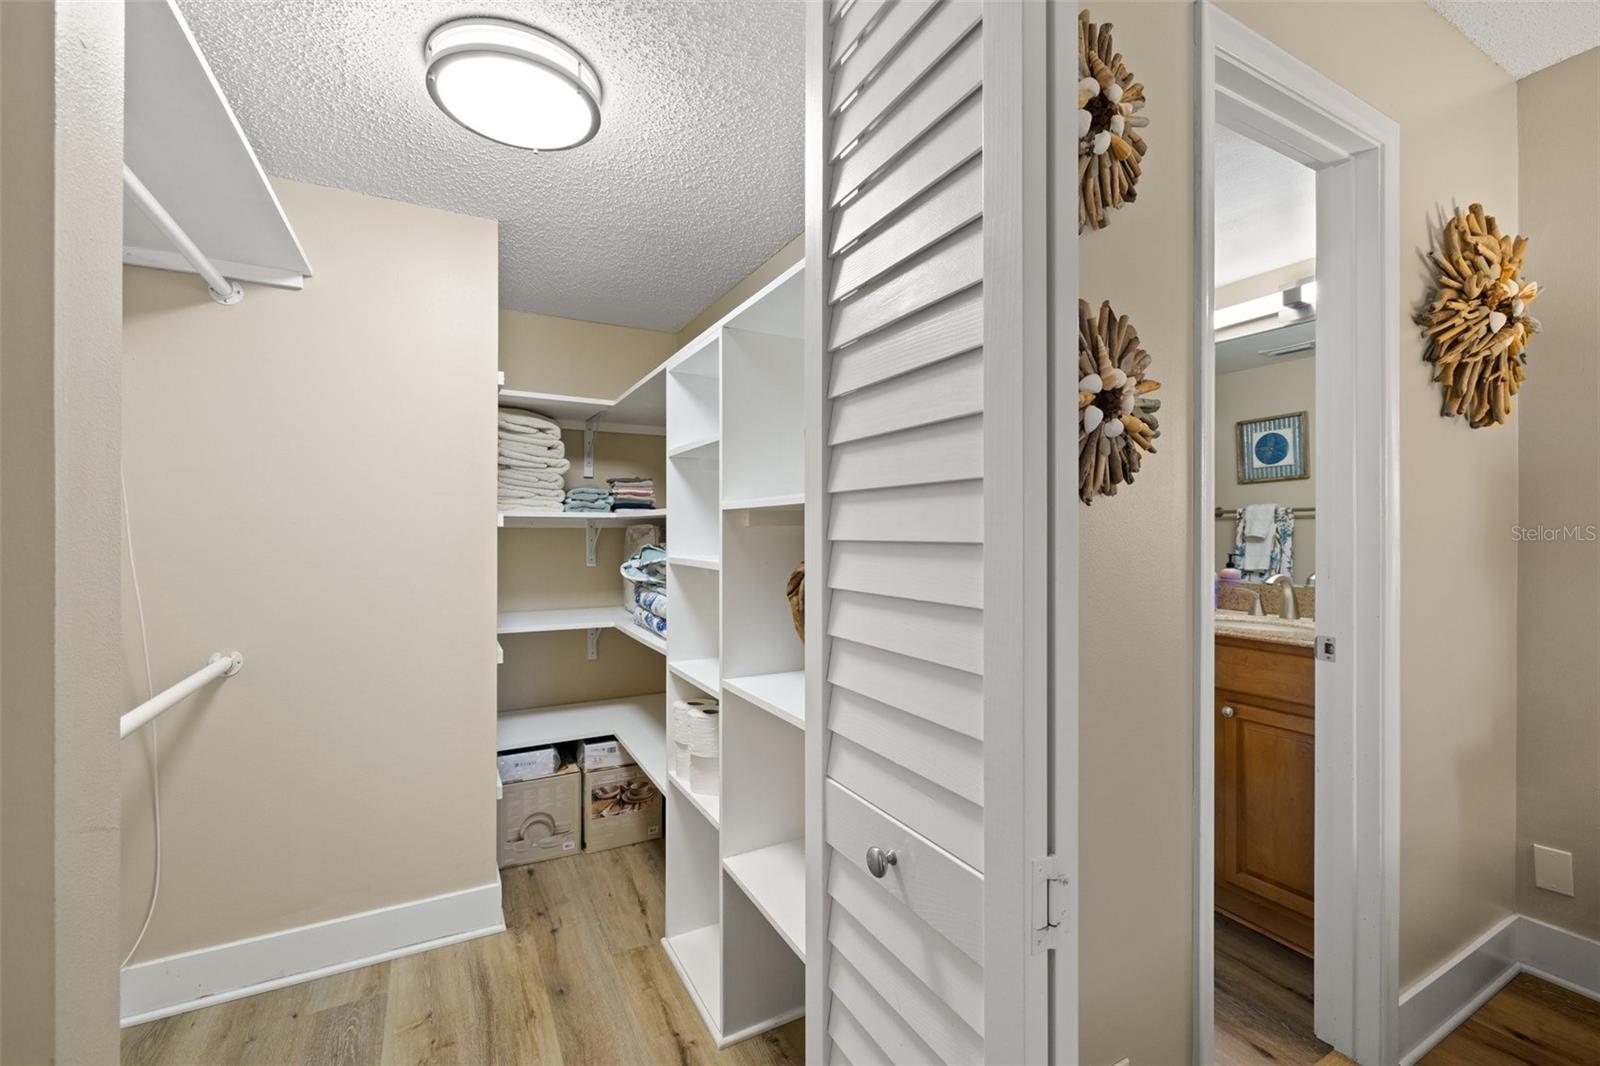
[668, 435, 720, 460]
[668, 554, 721, 572]
[497, 359, 667, 435]
[498, 694, 666, 794]
[669, 657, 721, 696]
[125, 0, 311, 291]
[498, 508, 666, 529]
[723, 840, 805, 961]
[669, 770, 721, 827]
[662, 926, 723, 1042]
[722, 493, 804, 512]
[723, 672, 805, 730]
[497, 607, 666, 656]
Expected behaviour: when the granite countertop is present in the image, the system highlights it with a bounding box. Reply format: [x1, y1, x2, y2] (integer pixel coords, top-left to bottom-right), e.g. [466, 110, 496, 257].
[1214, 609, 1317, 648]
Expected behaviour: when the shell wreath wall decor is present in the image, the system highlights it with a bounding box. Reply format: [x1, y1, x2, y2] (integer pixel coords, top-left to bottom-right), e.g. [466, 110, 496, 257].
[1078, 8, 1148, 232]
[1417, 203, 1540, 428]
[1079, 299, 1161, 504]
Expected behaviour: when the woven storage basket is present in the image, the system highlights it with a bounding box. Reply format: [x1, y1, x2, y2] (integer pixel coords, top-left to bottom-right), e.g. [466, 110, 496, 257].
[786, 561, 805, 642]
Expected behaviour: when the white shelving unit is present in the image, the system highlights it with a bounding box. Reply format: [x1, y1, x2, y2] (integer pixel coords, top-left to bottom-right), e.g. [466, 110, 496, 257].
[663, 262, 806, 1047]
[496, 355, 670, 784]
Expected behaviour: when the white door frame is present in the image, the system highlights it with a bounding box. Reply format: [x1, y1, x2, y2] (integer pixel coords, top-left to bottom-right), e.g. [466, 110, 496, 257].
[1194, 5, 1401, 1063]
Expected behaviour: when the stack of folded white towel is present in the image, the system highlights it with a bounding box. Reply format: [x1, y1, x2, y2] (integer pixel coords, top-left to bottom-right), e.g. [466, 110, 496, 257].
[498, 407, 569, 512]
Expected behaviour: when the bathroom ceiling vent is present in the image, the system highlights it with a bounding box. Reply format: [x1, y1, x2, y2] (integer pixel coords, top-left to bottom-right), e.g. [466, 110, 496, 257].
[424, 18, 602, 151]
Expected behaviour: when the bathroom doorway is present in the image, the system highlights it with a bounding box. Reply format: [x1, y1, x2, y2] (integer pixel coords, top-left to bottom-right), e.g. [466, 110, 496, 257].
[1195, 7, 1402, 1064]
[1209, 120, 1324, 1065]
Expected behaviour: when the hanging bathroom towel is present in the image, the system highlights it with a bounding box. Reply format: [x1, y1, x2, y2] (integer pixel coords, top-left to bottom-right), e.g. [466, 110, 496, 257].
[1237, 503, 1276, 571]
[1233, 506, 1295, 581]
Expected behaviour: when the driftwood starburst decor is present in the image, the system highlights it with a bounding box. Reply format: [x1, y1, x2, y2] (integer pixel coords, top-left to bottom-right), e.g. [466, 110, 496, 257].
[1417, 203, 1540, 428]
[1079, 299, 1160, 504]
[1078, 9, 1147, 232]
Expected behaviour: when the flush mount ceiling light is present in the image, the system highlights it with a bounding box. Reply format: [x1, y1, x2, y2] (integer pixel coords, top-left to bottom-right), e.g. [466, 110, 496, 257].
[424, 18, 602, 150]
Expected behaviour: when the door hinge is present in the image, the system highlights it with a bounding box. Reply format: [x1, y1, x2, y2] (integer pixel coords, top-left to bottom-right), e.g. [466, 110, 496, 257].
[1030, 855, 1071, 954]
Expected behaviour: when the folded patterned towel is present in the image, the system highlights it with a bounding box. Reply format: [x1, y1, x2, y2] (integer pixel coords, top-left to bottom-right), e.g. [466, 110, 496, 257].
[564, 486, 610, 498]
[499, 438, 565, 459]
[635, 586, 667, 620]
[500, 467, 564, 486]
[631, 605, 667, 636]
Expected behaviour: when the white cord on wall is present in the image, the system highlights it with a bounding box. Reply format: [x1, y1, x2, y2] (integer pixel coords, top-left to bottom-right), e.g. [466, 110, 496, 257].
[122, 466, 162, 970]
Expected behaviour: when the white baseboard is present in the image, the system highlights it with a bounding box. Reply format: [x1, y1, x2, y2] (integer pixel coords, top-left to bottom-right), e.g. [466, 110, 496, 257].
[1399, 913, 1600, 1064]
[120, 880, 504, 1027]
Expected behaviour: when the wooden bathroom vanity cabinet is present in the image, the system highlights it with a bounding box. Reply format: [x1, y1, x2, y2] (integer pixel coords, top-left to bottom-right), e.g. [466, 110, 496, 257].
[1215, 634, 1315, 956]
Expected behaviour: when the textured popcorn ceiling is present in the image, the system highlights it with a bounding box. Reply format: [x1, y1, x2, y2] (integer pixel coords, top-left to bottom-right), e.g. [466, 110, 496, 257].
[1428, 1, 1600, 80]
[177, 0, 804, 330]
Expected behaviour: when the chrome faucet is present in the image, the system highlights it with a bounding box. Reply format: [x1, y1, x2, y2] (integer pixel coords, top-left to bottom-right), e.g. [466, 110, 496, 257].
[1267, 573, 1298, 620]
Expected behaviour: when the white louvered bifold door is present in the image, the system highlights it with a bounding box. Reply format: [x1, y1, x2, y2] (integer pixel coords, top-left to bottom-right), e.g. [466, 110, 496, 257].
[804, 2, 1072, 1063]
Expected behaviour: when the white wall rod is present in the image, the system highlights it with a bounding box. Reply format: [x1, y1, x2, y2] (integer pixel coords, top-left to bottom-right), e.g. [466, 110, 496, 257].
[120, 651, 243, 739]
[122, 163, 243, 305]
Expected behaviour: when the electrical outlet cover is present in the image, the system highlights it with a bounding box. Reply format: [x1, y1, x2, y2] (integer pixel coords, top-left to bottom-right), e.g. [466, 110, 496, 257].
[1533, 844, 1576, 897]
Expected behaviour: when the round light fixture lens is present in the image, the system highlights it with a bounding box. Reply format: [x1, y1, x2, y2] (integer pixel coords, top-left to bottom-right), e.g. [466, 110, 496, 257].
[425, 19, 601, 151]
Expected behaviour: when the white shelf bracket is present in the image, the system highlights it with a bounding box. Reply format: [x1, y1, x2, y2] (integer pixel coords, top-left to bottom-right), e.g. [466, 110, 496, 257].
[586, 627, 600, 660]
[584, 522, 600, 567]
[582, 415, 600, 478]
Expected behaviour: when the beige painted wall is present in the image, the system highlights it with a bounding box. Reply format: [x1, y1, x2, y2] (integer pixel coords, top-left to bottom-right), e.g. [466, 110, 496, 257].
[1514, 47, 1600, 941]
[0, 2, 124, 1060]
[1080, 3, 1520, 1060]
[675, 234, 803, 347]
[1215, 357, 1317, 584]
[500, 308, 676, 398]
[120, 180, 499, 962]
[1078, 6, 1195, 1063]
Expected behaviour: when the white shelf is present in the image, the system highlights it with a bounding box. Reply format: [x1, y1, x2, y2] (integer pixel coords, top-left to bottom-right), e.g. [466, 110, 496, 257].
[723, 840, 805, 961]
[498, 508, 666, 528]
[669, 771, 721, 827]
[497, 607, 666, 655]
[498, 694, 666, 794]
[669, 554, 720, 572]
[124, 1, 311, 291]
[497, 360, 667, 435]
[723, 672, 805, 730]
[668, 434, 720, 460]
[669, 657, 721, 695]
[722, 493, 804, 511]
[613, 614, 668, 655]
[662, 926, 723, 1042]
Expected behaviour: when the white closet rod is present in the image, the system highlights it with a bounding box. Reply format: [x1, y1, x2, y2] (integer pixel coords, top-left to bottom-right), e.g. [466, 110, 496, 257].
[120, 651, 243, 739]
[122, 163, 243, 305]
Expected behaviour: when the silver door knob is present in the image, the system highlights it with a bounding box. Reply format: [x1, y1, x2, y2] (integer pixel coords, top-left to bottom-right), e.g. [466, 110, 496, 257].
[1221, 705, 1235, 718]
[866, 846, 898, 878]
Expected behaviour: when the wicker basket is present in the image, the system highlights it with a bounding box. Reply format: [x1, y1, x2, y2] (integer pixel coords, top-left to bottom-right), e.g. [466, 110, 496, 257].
[786, 561, 805, 642]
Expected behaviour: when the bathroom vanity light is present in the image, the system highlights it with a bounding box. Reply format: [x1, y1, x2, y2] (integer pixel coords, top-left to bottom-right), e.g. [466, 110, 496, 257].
[424, 18, 602, 150]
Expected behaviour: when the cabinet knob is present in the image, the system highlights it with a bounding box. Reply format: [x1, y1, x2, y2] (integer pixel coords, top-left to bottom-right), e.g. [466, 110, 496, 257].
[866, 846, 898, 878]
[1221, 705, 1235, 718]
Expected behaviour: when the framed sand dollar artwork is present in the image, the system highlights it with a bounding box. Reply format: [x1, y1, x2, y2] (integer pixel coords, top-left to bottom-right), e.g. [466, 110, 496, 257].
[1236, 411, 1307, 484]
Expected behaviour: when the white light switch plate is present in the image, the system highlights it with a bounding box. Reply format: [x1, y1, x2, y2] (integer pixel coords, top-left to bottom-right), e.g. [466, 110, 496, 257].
[1533, 844, 1575, 896]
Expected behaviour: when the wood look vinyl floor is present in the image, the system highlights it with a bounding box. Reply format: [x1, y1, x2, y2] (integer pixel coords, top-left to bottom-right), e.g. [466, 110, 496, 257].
[1421, 972, 1600, 1066]
[1215, 913, 1332, 1066]
[122, 840, 803, 1066]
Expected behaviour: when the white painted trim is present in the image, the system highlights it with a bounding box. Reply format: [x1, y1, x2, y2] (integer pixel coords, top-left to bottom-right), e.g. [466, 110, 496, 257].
[1196, 4, 1403, 1063]
[1514, 915, 1600, 1001]
[120, 880, 504, 1026]
[1050, 2, 1081, 1061]
[1397, 913, 1519, 1063]
[1398, 915, 1600, 1064]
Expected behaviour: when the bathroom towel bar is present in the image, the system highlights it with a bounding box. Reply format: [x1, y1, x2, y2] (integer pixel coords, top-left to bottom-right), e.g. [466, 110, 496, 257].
[1214, 506, 1316, 519]
[120, 651, 243, 739]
